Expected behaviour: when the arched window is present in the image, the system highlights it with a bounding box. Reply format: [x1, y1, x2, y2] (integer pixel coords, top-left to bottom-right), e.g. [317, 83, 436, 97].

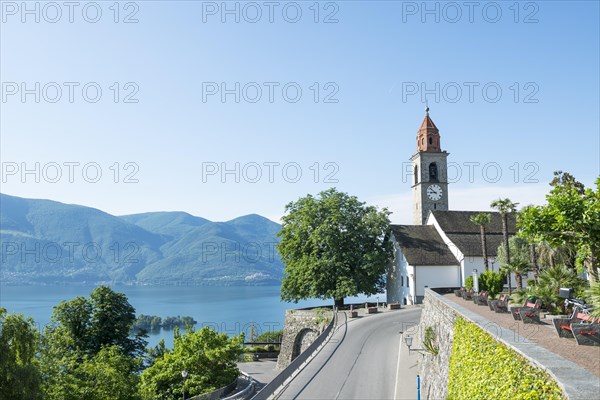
[429, 163, 438, 181]
[428, 137, 433, 145]
[414, 165, 419, 184]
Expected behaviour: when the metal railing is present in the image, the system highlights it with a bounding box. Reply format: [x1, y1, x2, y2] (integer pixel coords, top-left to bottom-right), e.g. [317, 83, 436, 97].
[250, 311, 337, 400]
[187, 377, 238, 400]
[222, 373, 255, 400]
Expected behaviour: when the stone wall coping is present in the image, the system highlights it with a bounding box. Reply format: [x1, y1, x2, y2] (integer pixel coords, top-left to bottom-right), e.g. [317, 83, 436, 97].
[425, 288, 600, 400]
[285, 309, 334, 315]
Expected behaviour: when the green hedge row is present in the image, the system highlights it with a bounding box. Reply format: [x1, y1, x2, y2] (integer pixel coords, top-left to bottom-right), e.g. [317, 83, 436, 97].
[447, 317, 565, 400]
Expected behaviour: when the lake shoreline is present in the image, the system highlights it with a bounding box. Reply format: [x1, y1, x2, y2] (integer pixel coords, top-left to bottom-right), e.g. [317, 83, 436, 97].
[1, 284, 385, 348]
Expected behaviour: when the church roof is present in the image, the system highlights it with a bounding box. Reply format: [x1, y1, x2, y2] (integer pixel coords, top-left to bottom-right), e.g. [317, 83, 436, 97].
[429, 210, 517, 257]
[390, 225, 460, 266]
[418, 113, 439, 133]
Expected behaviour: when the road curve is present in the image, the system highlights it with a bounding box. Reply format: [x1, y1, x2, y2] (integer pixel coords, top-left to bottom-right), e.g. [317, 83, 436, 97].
[276, 307, 422, 400]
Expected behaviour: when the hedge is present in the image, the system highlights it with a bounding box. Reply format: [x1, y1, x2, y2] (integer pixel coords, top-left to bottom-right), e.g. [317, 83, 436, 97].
[447, 317, 565, 400]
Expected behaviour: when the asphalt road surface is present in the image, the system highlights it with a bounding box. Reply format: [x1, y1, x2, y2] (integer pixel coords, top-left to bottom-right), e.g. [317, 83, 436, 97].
[276, 307, 422, 400]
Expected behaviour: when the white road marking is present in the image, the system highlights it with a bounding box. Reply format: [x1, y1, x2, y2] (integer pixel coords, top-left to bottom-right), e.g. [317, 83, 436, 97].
[394, 333, 403, 400]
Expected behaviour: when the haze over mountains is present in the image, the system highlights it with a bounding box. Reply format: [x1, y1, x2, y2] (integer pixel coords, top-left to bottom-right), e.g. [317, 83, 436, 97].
[0, 194, 283, 285]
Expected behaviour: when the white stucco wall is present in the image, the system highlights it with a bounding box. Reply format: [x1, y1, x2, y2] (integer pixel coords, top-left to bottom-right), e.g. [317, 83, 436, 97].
[462, 255, 518, 288]
[427, 213, 519, 288]
[461, 255, 482, 285]
[407, 263, 415, 304]
[388, 238, 419, 305]
[415, 265, 461, 297]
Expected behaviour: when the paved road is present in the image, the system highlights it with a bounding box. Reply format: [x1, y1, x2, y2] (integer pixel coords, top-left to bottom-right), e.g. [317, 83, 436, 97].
[276, 307, 422, 400]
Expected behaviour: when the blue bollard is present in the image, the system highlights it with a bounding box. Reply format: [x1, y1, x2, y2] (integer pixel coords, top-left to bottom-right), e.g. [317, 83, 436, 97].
[417, 374, 421, 400]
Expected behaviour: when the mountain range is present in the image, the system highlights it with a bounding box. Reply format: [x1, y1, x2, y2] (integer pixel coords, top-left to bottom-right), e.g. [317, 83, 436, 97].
[0, 193, 283, 285]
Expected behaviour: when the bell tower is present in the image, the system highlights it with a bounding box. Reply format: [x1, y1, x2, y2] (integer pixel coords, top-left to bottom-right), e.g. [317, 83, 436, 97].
[411, 108, 449, 224]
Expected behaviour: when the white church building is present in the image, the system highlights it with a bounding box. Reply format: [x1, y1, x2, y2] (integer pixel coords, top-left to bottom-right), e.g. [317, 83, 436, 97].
[386, 109, 517, 305]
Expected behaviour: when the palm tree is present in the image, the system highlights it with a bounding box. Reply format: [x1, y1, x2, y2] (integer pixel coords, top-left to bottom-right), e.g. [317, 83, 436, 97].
[505, 260, 531, 293]
[537, 264, 587, 314]
[535, 241, 577, 271]
[498, 237, 531, 291]
[529, 243, 539, 282]
[586, 281, 600, 319]
[471, 213, 491, 270]
[490, 198, 519, 266]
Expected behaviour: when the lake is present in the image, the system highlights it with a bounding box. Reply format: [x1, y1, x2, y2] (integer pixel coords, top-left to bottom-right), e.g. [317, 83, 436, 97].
[0, 285, 383, 348]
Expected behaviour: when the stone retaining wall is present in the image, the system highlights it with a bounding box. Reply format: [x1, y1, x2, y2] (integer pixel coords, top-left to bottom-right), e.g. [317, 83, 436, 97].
[417, 289, 458, 399]
[276, 309, 333, 370]
[418, 288, 599, 400]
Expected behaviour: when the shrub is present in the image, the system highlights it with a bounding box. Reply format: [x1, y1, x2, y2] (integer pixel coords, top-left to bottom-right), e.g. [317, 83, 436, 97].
[526, 279, 536, 287]
[447, 317, 564, 400]
[465, 276, 474, 290]
[535, 265, 587, 314]
[511, 286, 537, 306]
[255, 330, 283, 343]
[479, 270, 503, 298]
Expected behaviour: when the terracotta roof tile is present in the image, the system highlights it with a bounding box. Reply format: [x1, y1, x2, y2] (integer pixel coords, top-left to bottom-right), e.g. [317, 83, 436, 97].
[418, 114, 439, 133]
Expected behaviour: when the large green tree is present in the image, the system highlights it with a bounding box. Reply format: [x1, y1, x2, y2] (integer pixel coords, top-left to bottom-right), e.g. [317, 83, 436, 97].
[0, 308, 42, 400]
[140, 327, 244, 400]
[41, 344, 141, 400]
[45, 286, 147, 359]
[519, 172, 600, 282]
[277, 188, 392, 307]
[41, 286, 147, 399]
[470, 213, 491, 271]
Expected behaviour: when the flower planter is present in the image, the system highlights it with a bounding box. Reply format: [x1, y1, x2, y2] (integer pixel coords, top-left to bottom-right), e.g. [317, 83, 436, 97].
[367, 307, 378, 314]
[349, 310, 359, 318]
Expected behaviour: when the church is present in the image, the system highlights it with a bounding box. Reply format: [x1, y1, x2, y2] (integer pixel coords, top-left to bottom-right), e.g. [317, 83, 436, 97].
[386, 109, 516, 305]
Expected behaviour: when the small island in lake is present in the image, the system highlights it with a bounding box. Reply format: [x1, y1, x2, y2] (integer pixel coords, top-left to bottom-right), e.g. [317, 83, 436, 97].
[133, 314, 197, 331]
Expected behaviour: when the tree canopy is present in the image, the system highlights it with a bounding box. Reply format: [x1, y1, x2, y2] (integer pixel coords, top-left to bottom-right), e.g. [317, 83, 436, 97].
[518, 172, 600, 281]
[0, 308, 42, 400]
[2, 286, 246, 399]
[40, 286, 147, 399]
[45, 286, 147, 359]
[277, 188, 392, 306]
[140, 327, 244, 400]
[41, 344, 142, 400]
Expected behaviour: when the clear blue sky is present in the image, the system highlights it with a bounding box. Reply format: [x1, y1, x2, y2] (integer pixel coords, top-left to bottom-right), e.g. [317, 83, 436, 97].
[1, 1, 598, 224]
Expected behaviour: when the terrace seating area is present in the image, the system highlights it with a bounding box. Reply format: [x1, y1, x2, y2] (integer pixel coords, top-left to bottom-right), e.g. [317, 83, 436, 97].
[446, 291, 600, 377]
[553, 311, 600, 346]
[489, 294, 510, 313]
[510, 299, 542, 324]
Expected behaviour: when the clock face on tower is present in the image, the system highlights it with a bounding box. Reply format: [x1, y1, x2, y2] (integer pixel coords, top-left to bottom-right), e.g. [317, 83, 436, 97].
[427, 184, 443, 201]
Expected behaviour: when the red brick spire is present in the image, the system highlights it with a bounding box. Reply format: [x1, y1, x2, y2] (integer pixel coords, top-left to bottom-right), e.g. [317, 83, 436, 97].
[416, 107, 441, 152]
